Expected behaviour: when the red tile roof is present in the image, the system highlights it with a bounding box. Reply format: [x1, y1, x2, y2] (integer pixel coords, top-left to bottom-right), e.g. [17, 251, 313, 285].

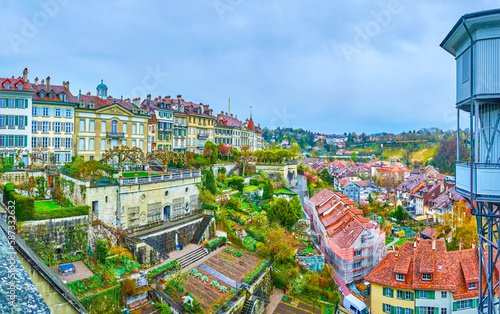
[32, 83, 78, 103]
[366, 239, 491, 300]
[0, 76, 34, 92]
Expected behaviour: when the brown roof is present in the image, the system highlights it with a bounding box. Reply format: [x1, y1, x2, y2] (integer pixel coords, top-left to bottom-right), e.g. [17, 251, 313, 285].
[32, 83, 78, 103]
[366, 239, 490, 300]
[0, 76, 34, 92]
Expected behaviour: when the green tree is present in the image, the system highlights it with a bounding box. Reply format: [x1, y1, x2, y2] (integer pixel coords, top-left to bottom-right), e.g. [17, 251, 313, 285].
[95, 238, 109, 264]
[262, 181, 274, 200]
[268, 198, 302, 230]
[0, 157, 14, 173]
[225, 175, 245, 192]
[320, 168, 331, 184]
[351, 152, 357, 162]
[203, 141, 218, 164]
[205, 166, 217, 195]
[290, 277, 304, 302]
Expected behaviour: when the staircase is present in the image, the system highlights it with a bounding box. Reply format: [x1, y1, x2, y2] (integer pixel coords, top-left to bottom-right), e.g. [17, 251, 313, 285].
[176, 247, 208, 269]
[243, 299, 255, 314]
[192, 216, 213, 245]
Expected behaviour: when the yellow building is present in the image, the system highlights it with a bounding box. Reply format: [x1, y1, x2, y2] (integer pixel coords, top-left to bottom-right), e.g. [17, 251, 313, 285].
[73, 81, 149, 160]
[214, 122, 233, 146]
[370, 283, 415, 314]
[31, 77, 77, 164]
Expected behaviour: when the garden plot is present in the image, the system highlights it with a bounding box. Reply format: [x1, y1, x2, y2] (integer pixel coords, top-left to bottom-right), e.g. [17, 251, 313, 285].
[202, 248, 262, 282]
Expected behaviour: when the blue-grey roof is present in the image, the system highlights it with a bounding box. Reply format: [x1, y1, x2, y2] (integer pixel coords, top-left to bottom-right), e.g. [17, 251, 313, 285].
[440, 9, 500, 55]
[0, 222, 51, 313]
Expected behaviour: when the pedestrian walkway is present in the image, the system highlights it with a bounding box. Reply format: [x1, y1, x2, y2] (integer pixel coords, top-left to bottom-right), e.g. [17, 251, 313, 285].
[384, 238, 399, 250]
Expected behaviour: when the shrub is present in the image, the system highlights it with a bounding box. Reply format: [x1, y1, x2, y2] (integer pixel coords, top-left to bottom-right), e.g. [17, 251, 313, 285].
[4, 186, 35, 221]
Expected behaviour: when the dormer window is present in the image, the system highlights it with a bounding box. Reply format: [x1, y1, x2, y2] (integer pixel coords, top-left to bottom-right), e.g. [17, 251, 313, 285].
[40, 91, 45, 98]
[17, 84, 22, 90]
[468, 282, 477, 290]
[422, 273, 432, 281]
[60, 94, 66, 102]
[5, 83, 9, 89]
[396, 274, 405, 281]
[79, 102, 85, 108]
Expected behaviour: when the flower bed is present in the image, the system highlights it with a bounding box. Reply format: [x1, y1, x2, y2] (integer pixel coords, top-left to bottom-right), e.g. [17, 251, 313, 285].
[243, 260, 269, 284]
[148, 260, 178, 278]
[206, 236, 227, 251]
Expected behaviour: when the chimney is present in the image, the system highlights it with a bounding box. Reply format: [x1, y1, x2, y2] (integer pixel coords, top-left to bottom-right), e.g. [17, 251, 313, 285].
[147, 94, 151, 102]
[230, 114, 233, 117]
[63, 81, 69, 90]
[395, 246, 399, 258]
[23, 68, 28, 82]
[432, 233, 436, 251]
[166, 95, 171, 101]
[46, 76, 50, 90]
[154, 98, 157, 105]
[41, 79, 45, 85]
[87, 92, 91, 95]
[177, 94, 182, 100]
[459, 239, 463, 251]
[472, 240, 476, 249]
[34, 77, 39, 86]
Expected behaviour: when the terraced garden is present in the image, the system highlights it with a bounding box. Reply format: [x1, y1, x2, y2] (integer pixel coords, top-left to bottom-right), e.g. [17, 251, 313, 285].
[203, 248, 262, 282]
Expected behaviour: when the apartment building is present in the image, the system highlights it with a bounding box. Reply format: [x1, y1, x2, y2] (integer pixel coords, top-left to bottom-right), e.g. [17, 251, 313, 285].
[0, 68, 33, 165]
[31, 77, 76, 164]
[304, 189, 385, 284]
[73, 81, 149, 160]
[366, 239, 488, 314]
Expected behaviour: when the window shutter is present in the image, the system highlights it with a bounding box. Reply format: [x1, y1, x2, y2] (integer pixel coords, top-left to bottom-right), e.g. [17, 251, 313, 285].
[410, 292, 414, 301]
[24, 116, 27, 126]
[25, 99, 28, 108]
[15, 98, 18, 108]
[415, 290, 420, 299]
[14, 135, 18, 147]
[38, 121, 42, 131]
[390, 305, 395, 314]
[390, 289, 394, 298]
[24, 135, 27, 147]
[410, 310, 413, 314]
[383, 287, 387, 296]
[453, 302, 457, 311]
[71, 122, 74, 133]
[4, 135, 7, 147]
[383, 304, 387, 312]
[5, 98, 8, 107]
[415, 307, 419, 314]
[472, 299, 476, 308]
[428, 291, 435, 299]
[5, 115, 8, 125]
[434, 308, 438, 314]
[14, 116, 18, 126]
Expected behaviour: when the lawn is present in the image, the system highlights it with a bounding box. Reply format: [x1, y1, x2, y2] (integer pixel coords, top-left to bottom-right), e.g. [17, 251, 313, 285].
[411, 146, 438, 162]
[243, 185, 259, 193]
[385, 236, 413, 247]
[122, 171, 161, 178]
[274, 188, 296, 195]
[34, 201, 61, 212]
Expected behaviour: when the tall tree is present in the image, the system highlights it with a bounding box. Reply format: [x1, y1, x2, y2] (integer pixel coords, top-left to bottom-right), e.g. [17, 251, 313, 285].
[262, 180, 274, 200]
[432, 136, 466, 175]
[205, 166, 217, 195]
[268, 198, 303, 230]
[238, 145, 255, 176]
[101, 145, 136, 171]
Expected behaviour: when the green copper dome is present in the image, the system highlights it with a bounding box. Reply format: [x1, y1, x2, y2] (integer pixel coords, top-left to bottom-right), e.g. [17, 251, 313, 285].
[96, 79, 108, 90]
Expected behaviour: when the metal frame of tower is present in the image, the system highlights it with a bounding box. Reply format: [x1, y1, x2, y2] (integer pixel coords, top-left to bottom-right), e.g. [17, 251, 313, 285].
[441, 10, 500, 314]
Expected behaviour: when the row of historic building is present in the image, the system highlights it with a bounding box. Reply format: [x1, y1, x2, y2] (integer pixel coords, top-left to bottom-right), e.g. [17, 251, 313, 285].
[0, 69, 264, 164]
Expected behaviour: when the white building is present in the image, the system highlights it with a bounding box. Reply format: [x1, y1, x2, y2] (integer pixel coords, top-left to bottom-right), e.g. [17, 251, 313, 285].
[0, 68, 33, 165]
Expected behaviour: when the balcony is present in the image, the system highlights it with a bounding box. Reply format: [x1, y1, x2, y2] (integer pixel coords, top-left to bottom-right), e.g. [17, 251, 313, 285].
[197, 133, 209, 139]
[106, 132, 125, 138]
[456, 162, 500, 201]
[174, 122, 187, 127]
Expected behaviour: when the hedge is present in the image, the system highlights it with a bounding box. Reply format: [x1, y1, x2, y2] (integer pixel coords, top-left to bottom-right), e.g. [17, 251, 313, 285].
[245, 228, 265, 242]
[33, 205, 90, 220]
[4, 186, 35, 221]
[148, 260, 178, 278]
[79, 284, 121, 313]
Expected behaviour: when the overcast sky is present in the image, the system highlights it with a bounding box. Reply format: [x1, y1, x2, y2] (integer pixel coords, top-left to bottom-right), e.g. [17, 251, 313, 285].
[0, 0, 497, 134]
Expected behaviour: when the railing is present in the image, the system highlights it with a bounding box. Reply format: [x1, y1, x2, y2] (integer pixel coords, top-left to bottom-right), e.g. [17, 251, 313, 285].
[197, 133, 209, 139]
[120, 171, 201, 185]
[455, 162, 500, 199]
[106, 132, 125, 138]
[173, 122, 187, 127]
